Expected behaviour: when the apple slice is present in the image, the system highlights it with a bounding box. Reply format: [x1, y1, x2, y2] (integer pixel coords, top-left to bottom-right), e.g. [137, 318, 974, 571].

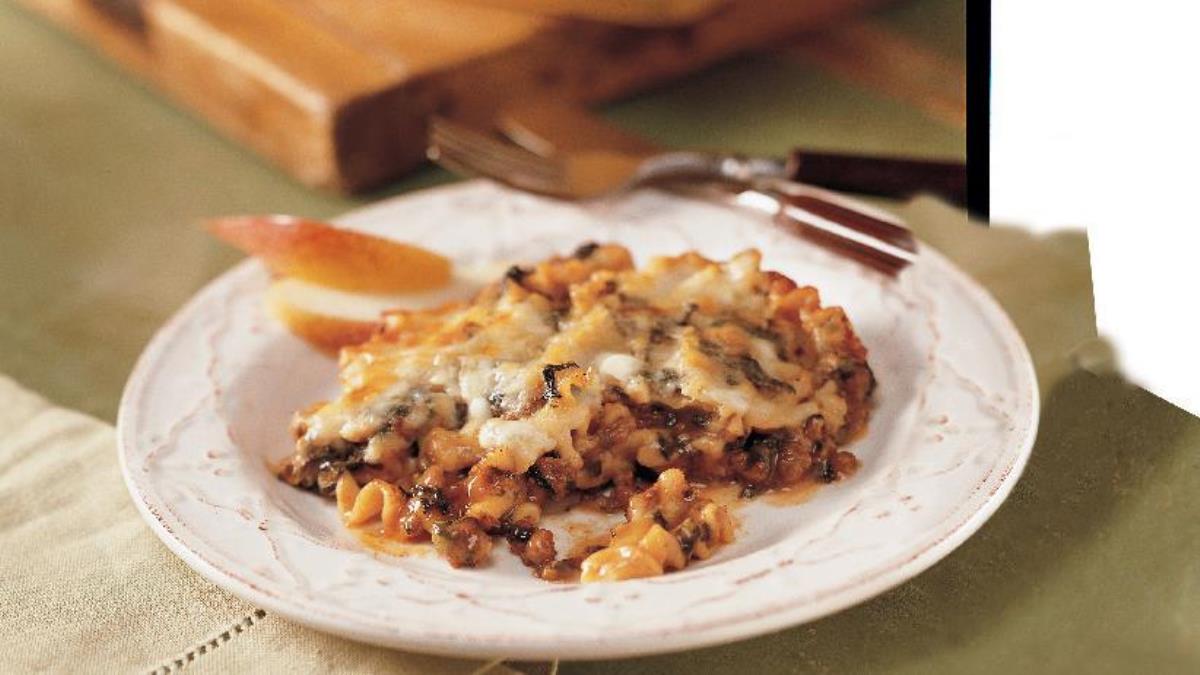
[266, 282, 382, 354]
[207, 215, 452, 293]
[266, 265, 506, 353]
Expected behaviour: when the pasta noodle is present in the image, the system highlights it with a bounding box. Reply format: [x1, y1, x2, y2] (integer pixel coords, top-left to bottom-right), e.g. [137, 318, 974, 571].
[336, 475, 405, 532]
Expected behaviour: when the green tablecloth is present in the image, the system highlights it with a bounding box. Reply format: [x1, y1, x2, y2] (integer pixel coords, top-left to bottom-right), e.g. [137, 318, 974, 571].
[2, 0, 1197, 671]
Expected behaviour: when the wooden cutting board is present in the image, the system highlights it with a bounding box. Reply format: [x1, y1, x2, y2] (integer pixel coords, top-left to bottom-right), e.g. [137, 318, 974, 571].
[18, 0, 884, 192]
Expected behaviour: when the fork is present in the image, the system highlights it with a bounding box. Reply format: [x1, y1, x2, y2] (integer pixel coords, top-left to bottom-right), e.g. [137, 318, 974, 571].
[429, 115, 965, 205]
[428, 116, 918, 274]
[430, 116, 787, 200]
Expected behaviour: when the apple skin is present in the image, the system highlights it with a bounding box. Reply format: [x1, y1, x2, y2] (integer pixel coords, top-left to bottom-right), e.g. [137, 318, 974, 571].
[207, 215, 451, 293]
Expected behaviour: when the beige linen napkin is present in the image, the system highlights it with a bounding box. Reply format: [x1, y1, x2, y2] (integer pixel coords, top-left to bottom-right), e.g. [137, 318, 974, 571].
[0, 374, 523, 674]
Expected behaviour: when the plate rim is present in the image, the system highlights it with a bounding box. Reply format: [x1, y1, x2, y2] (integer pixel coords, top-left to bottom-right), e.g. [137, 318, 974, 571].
[117, 182, 1040, 660]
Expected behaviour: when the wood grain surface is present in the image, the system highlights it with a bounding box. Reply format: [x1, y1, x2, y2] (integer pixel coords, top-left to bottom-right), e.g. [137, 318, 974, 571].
[16, 0, 885, 192]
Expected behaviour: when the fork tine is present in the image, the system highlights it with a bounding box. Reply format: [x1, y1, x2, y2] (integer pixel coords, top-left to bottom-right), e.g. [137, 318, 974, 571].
[429, 127, 571, 195]
[430, 139, 563, 191]
[430, 125, 556, 180]
[430, 117, 566, 182]
[430, 143, 569, 196]
[429, 137, 550, 183]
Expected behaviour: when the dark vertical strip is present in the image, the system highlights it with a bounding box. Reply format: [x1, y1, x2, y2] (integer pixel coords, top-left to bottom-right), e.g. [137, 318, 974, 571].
[966, 0, 991, 220]
[86, 0, 147, 33]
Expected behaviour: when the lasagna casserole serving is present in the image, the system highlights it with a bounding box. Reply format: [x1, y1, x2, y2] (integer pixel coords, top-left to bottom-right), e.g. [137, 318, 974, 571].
[278, 243, 873, 582]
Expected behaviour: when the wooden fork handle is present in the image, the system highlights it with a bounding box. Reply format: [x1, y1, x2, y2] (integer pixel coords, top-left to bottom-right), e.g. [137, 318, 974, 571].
[786, 150, 967, 206]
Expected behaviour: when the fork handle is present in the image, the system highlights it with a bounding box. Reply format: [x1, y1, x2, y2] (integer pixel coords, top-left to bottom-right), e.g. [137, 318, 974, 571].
[786, 150, 967, 206]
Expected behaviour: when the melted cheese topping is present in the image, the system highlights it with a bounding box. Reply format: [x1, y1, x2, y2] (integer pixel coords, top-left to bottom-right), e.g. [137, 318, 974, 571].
[294, 245, 865, 477]
[281, 243, 874, 581]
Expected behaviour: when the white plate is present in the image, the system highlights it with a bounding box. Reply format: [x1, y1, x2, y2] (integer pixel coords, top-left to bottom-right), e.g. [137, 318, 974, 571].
[118, 182, 1038, 660]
